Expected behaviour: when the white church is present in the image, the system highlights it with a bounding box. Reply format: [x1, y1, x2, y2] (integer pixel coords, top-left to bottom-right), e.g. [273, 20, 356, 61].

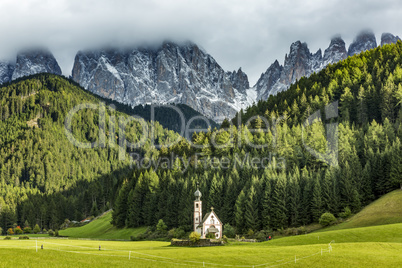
[193, 185, 223, 239]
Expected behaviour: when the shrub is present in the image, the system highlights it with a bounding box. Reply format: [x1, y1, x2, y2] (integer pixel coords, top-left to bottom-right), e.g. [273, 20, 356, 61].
[255, 231, 268, 242]
[23, 227, 32, 234]
[14, 226, 23, 235]
[167, 228, 176, 239]
[319, 212, 337, 226]
[205, 232, 215, 239]
[156, 219, 168, 233]
[7, 228, 14, 235]
[0, 227, 2, 235]
[246, 229, 254, 238]
[4, 236, 11, 240]
[19, 236, 29, 240]
[339, 207, 352, 219]
[222, 224, 235, 238]
[174, 227, 185, 239]
[33, 224, 41, 234]
[278, 227, 285, 235]
[222, 235, 228, 243]
[55, 230, 59, 237]
[189, 232, 201, 243]
[48, 229, 54, 236]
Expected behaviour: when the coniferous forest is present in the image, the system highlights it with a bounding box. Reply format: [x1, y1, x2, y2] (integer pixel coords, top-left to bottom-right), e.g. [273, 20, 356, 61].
[1, 41, 402, 235]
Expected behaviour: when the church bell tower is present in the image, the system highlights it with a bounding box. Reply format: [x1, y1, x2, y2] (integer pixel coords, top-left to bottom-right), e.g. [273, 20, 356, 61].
[194, 183, 202, 235]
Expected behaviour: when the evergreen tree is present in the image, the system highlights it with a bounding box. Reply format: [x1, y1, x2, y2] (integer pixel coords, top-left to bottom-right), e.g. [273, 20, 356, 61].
[234, 190, 246, 234]
[270, 173, 287, 230]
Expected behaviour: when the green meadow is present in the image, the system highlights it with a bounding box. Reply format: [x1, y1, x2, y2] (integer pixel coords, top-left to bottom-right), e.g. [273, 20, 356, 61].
[1, 222, 402, 267]
[1, 190, 401, 267]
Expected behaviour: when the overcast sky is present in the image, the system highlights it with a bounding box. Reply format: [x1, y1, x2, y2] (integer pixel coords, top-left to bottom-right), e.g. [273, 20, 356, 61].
[1, 0, 402, 84]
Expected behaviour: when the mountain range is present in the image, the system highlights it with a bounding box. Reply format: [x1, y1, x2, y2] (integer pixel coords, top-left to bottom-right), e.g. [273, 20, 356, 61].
[0, 31, 400, 122]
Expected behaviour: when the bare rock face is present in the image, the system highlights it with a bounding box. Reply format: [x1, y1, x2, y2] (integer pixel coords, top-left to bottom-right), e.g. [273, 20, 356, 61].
[322, 36, 347, 66]
[381, 33, 401, 46]
[255, 41, 323, 98]
[0, 48, 61, 85]
[12, 49, 62, 80]
[255, 60, 283, 101]
[72, 42, 252, 122]
[348, 30, 377, 57]
[227, 68, 249, 94]
[0, 61, 14, 84]
[282, 41, 312, 85]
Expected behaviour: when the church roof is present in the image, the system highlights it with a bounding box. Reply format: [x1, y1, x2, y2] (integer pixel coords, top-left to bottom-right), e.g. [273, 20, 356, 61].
[197, 208, 222, 228]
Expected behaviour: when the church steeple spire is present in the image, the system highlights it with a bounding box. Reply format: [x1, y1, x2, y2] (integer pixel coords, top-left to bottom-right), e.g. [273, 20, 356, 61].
[194, 182, 202, 201]
[194, 182, 202, 235]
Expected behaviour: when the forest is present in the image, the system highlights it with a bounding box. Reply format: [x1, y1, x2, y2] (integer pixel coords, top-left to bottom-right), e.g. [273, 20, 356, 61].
[1, 41, 402, 235]
[112, 41, 402, 233]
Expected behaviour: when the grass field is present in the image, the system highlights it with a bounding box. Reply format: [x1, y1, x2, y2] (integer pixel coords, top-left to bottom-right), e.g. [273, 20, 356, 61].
[2, 191, 401, 267]
[59, 212, 146, 240]
[1, 223, 402, 267]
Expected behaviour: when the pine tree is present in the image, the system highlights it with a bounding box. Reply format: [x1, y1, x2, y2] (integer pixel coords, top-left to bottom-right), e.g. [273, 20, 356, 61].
[234, 190, 246, 233]
[244, 186, 259, 231]
[390, 138, 402, 190]
[311, 174, 323, 222]
[287, 170, 301, 227]
[270, 173, 287, 230]
[261, 176, 272, 230]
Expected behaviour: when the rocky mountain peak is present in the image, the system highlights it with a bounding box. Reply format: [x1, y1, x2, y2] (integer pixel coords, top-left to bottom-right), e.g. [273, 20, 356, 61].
[348, 30, 377, 57]
[0, 61, 14, 84]
[282, 41, 314, 86]
[322, 36, 347, 65]
[381, 32, 401, 46]
[72, 41, 253, 123]
[227, 68, 249, 94]
[12, 48, 62, 80]
[254, 31, 399, 100]
[255, 60, 283, 101]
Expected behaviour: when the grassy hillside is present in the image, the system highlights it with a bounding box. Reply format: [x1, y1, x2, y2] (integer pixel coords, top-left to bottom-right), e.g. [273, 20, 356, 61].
[59, 211, 146, 240]
[320, 190, 402, 232]
[2, 223, 402, 267]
